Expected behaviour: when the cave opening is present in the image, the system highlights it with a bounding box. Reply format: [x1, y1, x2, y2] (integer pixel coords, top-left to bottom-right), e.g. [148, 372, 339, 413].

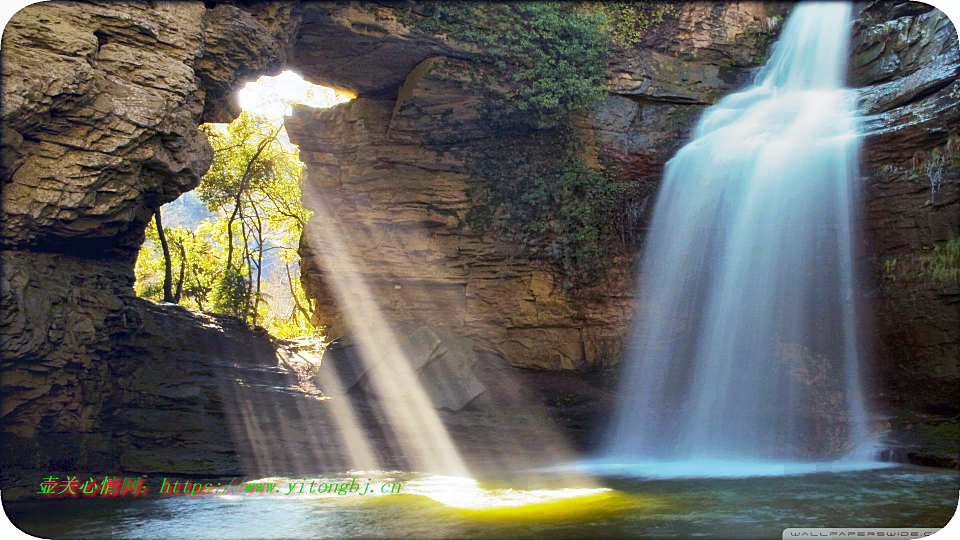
[133, 70, 349, 338]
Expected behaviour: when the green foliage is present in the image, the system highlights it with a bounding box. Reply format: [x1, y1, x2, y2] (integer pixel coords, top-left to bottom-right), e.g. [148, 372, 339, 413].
[134, 221, 167, 301]
[135, 218, 229, 308]
[549, 393, 585, 408]
[882, 257, 898, 280]
[212, 265, 249, 319]
[878, 238, 960, 284]
[586, 2, 676, 48]
[198, 113, 292, 213]
[464, 127, 626, 289]
[410, 2, 611, 127]
[410, 3, 629, 288]
[135, 110, 319, 338]
[920, 237, 960, 282]
[260, 264, 319, 340]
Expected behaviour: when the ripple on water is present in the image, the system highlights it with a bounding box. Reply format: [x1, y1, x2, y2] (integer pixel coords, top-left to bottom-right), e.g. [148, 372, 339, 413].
[5, 467, 956, 539]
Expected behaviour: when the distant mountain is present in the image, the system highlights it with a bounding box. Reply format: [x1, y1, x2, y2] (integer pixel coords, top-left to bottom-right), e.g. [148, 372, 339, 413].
[161, 191, 213, 229]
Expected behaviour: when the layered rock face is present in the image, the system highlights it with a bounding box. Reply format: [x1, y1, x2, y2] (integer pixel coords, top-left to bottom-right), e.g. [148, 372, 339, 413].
[0, 1, 296, 256]
[1, 249, 334, 477]
[0, 1, 303, 481]
[290, 2, 783, 371]
[849, 2, 960, 463]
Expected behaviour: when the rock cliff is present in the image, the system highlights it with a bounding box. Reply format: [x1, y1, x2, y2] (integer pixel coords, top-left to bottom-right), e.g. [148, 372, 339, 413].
[289, 1, 783, 371]
[0, 0, 301, 485]
[850, 1, 960, 465]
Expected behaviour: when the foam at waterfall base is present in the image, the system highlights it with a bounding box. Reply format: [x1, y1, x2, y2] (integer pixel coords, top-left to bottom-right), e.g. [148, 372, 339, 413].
[538, 458, 897, 479]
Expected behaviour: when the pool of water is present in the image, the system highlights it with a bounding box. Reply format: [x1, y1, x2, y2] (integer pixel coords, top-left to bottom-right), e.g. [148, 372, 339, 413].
[6, 465, 957, 539]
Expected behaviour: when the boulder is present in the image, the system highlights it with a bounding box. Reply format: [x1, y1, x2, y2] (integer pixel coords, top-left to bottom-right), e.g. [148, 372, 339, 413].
[318, 326, 485, 412]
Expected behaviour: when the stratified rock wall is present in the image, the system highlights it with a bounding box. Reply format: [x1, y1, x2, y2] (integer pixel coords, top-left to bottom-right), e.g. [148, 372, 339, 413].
[1, 250, 331, 477]
[290, 2, 782, 371]
[0, 1, 301, 479]
[3, 0, 956, 481]
[850, 2, 960, 418]
[0, 1, 295, 256]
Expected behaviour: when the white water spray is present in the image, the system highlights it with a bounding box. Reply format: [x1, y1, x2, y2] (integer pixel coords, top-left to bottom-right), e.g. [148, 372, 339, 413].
[602, 2, 885, 474]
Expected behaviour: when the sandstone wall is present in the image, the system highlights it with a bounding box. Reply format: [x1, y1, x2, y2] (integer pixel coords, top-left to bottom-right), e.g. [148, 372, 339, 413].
[290, 2, 783, 371]
[0, 1, 297, 256]
[850, 2, 960, 422]
[0, 0, 306, 481]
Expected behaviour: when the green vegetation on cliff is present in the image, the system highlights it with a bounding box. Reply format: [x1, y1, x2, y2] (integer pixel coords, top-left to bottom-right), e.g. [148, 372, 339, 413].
[920, 237, 960, 282]
[586, 1, 676, 48]
[464, 128, 626, 289]
[880, 237, 960, 284]
[410, 2, 610, 127]
[411, 2, 651, 288]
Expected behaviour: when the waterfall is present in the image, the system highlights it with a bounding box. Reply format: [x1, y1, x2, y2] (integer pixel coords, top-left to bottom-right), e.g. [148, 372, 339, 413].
[602, 2, 885, 474]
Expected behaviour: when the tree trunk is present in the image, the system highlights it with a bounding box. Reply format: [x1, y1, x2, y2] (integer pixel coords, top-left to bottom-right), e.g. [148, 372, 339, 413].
[226, 199, 240, 272]
[248, 194, 264, 327]
[173, 240, 186, 303]
[225, 123, 282, 273]
[193, 274, 205, 311]
[286, 263, 311, 322]
[155, 208, 174, 303]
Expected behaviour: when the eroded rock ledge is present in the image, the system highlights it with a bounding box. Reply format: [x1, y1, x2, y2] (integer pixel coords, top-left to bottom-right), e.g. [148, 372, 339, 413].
[0, 2, 297, 257]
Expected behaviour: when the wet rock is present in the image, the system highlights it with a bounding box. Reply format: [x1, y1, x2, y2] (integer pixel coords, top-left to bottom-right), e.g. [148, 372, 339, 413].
[850, 3, 953, 87]
[319, 326, 485, 412]
[852, 1, 960, 426]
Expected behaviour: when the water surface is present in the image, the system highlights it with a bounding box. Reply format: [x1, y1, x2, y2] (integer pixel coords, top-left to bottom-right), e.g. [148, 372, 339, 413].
[7, 466, 957, 539]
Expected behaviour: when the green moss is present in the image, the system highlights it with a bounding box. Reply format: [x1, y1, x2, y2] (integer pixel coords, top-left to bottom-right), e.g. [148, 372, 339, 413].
[408, 2, 611, 128]
[882, 257, 898, 280]
[462, 127, 627, 290]
[549, 393, 585, 408]
[585, 2, 676, 48]
[882, 237, 960, 284]
[919, 238, 960, 283]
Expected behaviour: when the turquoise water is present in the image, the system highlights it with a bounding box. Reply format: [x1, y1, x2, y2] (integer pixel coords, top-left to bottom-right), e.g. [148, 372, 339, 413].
[6, 465, 957, 539]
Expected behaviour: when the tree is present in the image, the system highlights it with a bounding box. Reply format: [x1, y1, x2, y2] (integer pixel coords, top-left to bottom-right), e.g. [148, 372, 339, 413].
[134, 110, 318, 338]
[154, 207, 174, 302]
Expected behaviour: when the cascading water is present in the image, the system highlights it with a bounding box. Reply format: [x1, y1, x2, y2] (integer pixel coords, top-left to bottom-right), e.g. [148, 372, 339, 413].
[600, 2, 887, 476]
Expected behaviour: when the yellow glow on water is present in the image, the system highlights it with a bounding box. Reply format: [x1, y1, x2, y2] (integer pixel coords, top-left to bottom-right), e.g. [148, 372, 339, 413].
[223, 474, 647, 525]
[448, 491, 643, 522]
[392, 475, 651, 522]
[336, 475, 648, 523]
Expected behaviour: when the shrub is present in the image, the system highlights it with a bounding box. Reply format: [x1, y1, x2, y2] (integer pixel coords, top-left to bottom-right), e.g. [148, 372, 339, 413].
[920, 238, 960, 282]
[410, 2, 656, 289]
[410, 2, 610, 127]
[585, 1, 676, 48]
[464, 127, 626, 289]
[212, 266, 249, 320]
